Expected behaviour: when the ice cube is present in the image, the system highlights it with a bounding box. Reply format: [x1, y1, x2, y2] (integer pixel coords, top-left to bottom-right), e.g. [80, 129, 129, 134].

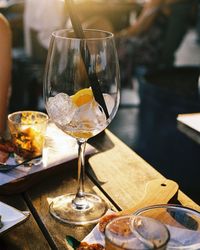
[71, 99, 107, 131]
[46, 93, 76, 126]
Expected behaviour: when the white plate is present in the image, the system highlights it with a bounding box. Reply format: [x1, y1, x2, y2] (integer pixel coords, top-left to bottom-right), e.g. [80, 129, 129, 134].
[0, 201, 30, 235]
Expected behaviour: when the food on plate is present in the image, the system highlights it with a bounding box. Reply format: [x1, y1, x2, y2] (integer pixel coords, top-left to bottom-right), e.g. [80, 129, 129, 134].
[0, 139, 15, 163]
[76, 242, 104, 250]
[99, 213, 119, 233]
[0, 139, 15, 153]
[0, 137, 41, 162]
[0, 150, 9, 163]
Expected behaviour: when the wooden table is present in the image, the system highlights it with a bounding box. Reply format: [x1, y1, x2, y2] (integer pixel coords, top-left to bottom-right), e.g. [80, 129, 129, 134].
[0, 130, 199, 249]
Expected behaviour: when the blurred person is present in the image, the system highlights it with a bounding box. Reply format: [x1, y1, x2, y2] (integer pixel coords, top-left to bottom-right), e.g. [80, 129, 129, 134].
[24, 0, 113, 57]
[0, 13, 12, 137]
[114, 0, 195, 86]
[72, 0, 195, 87]
[23, 0, 194, 87]
[24, 0, 67, 57]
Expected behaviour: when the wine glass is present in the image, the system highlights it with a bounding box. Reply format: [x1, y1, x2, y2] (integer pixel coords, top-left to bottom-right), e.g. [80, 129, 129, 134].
[43, 29, 120, 225]
[134, 204, 200, 249]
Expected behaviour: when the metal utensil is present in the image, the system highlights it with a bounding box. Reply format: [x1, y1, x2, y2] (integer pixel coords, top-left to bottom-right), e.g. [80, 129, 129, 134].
[0, 155, 42, 172]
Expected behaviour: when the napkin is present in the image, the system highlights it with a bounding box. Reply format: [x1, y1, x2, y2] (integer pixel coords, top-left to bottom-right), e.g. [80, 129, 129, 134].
[0, 201, 30, 235]
[83, 210, 113, 246]
[84, 223, 105, 246]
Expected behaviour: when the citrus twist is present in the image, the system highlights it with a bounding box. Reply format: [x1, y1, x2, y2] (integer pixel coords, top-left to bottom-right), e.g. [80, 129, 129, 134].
[71, 88, 94, 107]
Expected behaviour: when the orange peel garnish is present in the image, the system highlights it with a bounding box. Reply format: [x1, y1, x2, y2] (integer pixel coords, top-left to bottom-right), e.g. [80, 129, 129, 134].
[71, 88, 93, 107]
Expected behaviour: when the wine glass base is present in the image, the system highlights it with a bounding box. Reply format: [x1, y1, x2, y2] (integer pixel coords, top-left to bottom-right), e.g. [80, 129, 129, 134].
[49, 193, 108, 225]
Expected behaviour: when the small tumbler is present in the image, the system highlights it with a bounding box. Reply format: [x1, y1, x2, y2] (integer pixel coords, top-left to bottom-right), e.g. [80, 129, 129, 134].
[8, 111, 48, 165]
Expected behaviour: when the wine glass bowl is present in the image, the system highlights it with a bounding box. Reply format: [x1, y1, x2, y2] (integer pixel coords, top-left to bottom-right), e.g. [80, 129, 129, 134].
[134, 204, 200, 249]
[43, 29, 120, 225]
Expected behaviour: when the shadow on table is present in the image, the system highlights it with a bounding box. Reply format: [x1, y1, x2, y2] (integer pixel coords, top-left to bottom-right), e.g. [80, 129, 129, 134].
[88, 130, 115, 153]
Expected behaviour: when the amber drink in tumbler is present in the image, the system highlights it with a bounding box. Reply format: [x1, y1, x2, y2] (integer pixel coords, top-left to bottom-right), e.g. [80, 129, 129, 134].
[105, 215, 169, 250]
[8, 111, 48, 165]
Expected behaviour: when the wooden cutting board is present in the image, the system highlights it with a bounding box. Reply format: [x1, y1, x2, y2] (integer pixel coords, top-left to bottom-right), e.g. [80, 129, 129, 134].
[99, 178, 179, 231]
[118, 178, 179, 216]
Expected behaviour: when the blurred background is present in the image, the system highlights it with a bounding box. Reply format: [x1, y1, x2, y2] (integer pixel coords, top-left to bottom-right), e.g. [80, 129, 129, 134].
[1, 0, 200, 203]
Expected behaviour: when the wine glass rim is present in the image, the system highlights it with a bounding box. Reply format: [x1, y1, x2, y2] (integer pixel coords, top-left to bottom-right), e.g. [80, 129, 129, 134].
[8, 111, 49, 124]
[52, 28, 114, 40]
[134, 204, 200, 216]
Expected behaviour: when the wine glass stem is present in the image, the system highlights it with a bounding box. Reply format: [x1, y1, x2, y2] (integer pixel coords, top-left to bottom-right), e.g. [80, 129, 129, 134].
[72, 139, 89, 210]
